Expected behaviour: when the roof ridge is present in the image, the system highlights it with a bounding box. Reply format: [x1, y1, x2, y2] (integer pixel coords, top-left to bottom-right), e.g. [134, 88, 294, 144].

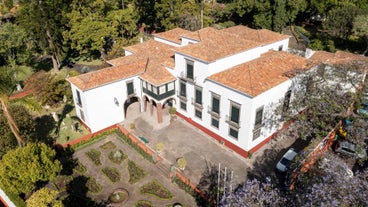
[248, 64, 254, 96]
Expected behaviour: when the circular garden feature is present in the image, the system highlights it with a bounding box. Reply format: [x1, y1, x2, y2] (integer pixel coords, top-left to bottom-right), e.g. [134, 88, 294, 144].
[109, 188, 129, 205]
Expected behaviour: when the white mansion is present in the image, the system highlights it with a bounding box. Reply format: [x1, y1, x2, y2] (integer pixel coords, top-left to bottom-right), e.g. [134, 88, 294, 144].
[67, 25, 364, 158]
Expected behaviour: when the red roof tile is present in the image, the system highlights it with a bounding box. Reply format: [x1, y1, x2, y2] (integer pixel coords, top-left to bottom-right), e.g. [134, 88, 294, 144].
[177, 27, 261, 62]
[68, 40, 177, 90]
[152, 28, 191, 44]
[208, 51, 308, 97]
[309, 50, 368, 65]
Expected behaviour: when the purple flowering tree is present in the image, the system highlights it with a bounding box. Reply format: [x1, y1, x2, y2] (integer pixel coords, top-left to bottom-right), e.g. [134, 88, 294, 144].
[219, 178, 286, 207]
[290, 155, 368, 206]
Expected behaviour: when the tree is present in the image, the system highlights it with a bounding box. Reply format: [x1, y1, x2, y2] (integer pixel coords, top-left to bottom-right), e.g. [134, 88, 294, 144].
[26, 187, 63, 207]
[278, 62, 367, 142]
[0, 104, 37, 158]
[289, 155, 368, 206]
[323, 4, 366, 39]
[0, 23, 30, 66]
[353, 15, 368, 56]
[63, 0, 118, 60]
[17, 0, 71, 72]
[0, 143, 62, 195]
[24, 71, 70, 106]
[219, 179, 286, 207]
[0, 65, 26, 147]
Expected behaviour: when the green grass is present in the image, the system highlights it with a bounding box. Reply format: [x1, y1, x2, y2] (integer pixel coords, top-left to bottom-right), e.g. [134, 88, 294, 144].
[76, 59, 103, 66]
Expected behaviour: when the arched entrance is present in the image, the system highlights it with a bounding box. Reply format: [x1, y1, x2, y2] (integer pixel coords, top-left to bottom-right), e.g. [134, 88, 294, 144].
[124, 96, 140, 119]
[162, 98, 176, 109]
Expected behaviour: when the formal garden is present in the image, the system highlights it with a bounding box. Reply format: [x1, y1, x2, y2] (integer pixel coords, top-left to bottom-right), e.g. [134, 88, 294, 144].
[49, 129, 195, 207]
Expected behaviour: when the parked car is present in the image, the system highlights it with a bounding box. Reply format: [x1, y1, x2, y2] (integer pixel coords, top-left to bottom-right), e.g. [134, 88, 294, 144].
[335, 141, 367, 159]
[357, 103, 368, 116]
[276, 148, 298, 172]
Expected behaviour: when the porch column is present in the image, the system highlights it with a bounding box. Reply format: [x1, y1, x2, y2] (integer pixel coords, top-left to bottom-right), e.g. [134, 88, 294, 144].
[144, 98, 147, 112]
[157, 103, 163, 123]
[150, 100, 153, 116]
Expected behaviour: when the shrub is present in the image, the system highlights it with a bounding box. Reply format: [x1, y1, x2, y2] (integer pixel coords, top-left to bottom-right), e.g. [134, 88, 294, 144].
[108, 149, 127, 164]
[85, 149, 101, 166]
[72, 128, 118, 150]
[156, 142, 165, 152]
[135, 200, 153, 207]
[118, 134, 155, 163]
[140, 179, 173, 199]
[128, 160, 146, 184]
[86, 177, 102, 193]
[102, 167, 120, 183]
[100, 141, 116, 150]
[74, 161, 87, 174]
[169, 107, 176, 115]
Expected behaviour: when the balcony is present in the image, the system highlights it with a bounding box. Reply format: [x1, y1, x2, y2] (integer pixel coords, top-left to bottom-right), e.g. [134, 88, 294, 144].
[191, 98, 203, 109]
[143, 88, 175, 101]
[179, 72, 196, 84]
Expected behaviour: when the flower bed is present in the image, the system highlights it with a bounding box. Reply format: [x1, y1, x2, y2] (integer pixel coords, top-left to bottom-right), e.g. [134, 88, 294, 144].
[100, 141, 116, 150]
[74, 161, 87, 174]
[85, 149, 102, 166]
[86, 176, 102, 194]
[128, 160, 146, 184]
[135, 200, 153, 207]
[102, 167, 121, 183]
[140, 179, 173, 199]
[108, 149, 127, 164]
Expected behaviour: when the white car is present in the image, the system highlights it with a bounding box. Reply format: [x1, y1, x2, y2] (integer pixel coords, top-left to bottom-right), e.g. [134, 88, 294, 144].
[276, 148, 298, 172]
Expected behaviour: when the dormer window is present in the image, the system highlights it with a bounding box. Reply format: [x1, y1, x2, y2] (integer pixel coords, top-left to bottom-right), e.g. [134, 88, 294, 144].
[186, 59, 194, 81]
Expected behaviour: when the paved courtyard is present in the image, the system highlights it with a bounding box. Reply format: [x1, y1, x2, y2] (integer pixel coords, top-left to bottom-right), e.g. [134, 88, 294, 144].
[122, 102, 301, 189]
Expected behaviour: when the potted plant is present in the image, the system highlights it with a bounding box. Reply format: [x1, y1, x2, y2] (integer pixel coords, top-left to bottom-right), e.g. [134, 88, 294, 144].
[169, 107, 176, 115]
[155, 142, 165, 154]
[177, 157, 187, 171]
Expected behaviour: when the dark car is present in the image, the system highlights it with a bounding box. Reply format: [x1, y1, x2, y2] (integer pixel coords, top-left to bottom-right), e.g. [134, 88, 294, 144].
[335, 141, 367, 159]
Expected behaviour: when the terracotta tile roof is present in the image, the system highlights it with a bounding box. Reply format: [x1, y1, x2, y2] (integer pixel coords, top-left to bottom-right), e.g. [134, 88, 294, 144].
[309, 50, 368, 65]
[208, 51, 308, 97]
[152, 28, 191, 44]
[223, 25, 290, 44]
[67, 60, 147, 91]
[68, 40, 177, 90]
[177, 27, 261, 62]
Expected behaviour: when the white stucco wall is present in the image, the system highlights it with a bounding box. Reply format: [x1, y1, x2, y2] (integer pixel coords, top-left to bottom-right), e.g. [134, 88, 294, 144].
[71, 76, 141, 133]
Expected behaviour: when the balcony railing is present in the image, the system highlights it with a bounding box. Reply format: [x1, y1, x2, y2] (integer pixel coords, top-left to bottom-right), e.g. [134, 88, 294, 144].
[208, 105, 220, 118]
[179, 72, 196, 83]
[143, 88, 175, 101]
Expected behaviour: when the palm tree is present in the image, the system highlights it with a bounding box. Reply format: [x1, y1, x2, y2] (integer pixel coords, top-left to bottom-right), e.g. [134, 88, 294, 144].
[0, 66, 26, 147]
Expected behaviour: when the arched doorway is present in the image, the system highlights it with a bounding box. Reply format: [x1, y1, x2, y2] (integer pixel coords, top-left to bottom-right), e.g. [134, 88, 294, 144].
[124, 96, 140, 119]
[162, 98, 176, 109]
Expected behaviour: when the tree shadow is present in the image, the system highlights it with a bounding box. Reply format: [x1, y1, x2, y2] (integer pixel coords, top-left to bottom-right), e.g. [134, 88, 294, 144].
[63, 175, 107, 207]
[194, 160, 238, 207]
[55, 103, 74, 136]
[30, 56, 53, 72]
[35, 114, 56, 144]
[55, 145, 77, 176]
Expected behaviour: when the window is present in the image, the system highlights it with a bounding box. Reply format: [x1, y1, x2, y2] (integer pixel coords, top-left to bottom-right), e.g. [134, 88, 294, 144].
[253, 106, 263, 140]
[254, 106, 264, 127]
[159, 85, 166, 94]
[195, 87, 202, 105]
[230, 102, 240, 124]
[79, 109, 85, 121]
[211, 93, 220, 114]
[282, 90, 292, 115]
[180, 101, 187, 111]
[186, 60, 194, 80]
[195, 109, 202, 119]
[153, 86, 158, 94]
[127, 81, 134, 95]
[278, 45, 283, 51]
[180, 81, 186, 97]
[229, 127, 238, 139]
[76, 90, 82, 107]
[211, 117, 219, 128]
